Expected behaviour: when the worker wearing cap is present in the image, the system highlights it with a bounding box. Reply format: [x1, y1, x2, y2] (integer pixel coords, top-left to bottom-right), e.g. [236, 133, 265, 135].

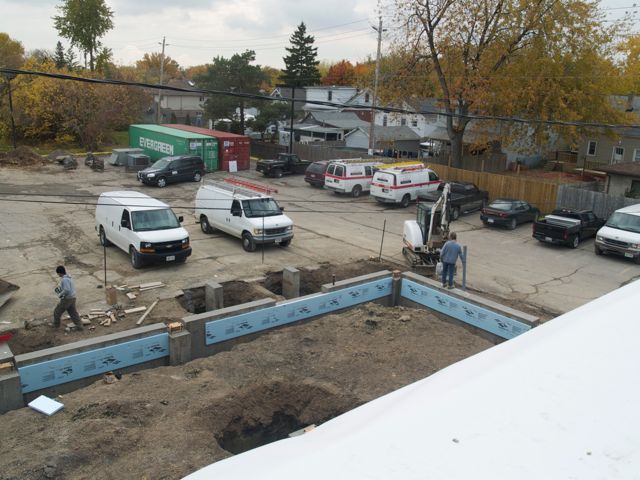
[53, 265, 83, 331]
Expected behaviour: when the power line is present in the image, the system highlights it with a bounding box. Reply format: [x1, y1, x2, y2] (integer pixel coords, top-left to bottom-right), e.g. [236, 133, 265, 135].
[1, 68, 639, 130]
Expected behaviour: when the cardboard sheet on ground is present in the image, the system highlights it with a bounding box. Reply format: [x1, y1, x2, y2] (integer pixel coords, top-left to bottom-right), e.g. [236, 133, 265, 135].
[28, 395, 64, 416]
[184, 279, 640, 480]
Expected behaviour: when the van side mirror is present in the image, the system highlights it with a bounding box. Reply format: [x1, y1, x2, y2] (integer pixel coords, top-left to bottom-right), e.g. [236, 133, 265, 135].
[120, 218, 130, 229]
[280, 207, 285, 212]
[178, 216, 184, 223]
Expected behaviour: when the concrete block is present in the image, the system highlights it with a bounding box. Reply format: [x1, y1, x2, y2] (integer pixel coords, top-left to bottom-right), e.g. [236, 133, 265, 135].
[0, 371, 24, 413]
[282, 266, 300, 299]
[205, 281, 223, 311]
[169, 330, 191, 366]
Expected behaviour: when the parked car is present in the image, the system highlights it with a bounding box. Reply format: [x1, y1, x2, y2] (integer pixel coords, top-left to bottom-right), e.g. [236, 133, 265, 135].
[304, 160, 330, 187]
[256, 153, 311, 178]
[595, 204, 640, 263]
[324, 160, 381, 197]
[419, 181, 488, 219]
[533, 209, 605, 248]
[95, 191, 191, 268]
[370, 165, 441, 207]
[137, 155, 204, 188]
[480, 199, 540, 229]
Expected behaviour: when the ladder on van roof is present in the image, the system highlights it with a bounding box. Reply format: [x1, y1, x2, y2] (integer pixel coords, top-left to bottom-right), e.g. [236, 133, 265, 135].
[204, 178, 277, 198]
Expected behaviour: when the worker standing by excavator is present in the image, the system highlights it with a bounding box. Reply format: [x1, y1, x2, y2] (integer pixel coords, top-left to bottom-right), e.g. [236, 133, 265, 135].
[439, 232, 463, 289]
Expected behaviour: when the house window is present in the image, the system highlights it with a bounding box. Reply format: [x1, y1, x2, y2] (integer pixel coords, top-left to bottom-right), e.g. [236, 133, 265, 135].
[612, 146, 625, 163]
[365, 93, 370, 103]
[587, 140, 597, 156]
[401, 118, 407, 126]
[411, 119, 418, 127]
[383, 115, 388, 126]
[328, 91, 332, 101]
[630, 180, 640, 198]
[634, 149, 640, 162]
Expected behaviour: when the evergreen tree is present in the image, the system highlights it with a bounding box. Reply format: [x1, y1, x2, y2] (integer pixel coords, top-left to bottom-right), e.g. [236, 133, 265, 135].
[54, 41, 66, 69]
[281, 22, 320, 87]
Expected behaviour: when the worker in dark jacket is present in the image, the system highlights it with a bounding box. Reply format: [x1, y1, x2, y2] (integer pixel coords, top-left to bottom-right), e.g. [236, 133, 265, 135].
[440, 232, 464, 289]
[53, 265, 83, 331]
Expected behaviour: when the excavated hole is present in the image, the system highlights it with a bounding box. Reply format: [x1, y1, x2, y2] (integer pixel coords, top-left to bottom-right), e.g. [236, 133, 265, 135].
[262, 271, 283, 296]
[211, 381, 359, 455]
[178, 287, 206, 314]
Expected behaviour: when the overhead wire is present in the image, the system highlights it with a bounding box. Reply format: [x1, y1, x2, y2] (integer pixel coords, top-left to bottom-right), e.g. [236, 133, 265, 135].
[2, 67, 639, 130]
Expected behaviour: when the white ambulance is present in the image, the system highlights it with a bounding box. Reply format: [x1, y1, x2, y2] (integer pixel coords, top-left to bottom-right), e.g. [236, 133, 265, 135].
[323, 159, 382, 197]
[370, 165, 441, 207]
[195, 178, 293, 252]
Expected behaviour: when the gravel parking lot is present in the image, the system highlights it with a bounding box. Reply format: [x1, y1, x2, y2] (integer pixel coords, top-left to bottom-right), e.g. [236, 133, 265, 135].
[0, 158, 638, 329]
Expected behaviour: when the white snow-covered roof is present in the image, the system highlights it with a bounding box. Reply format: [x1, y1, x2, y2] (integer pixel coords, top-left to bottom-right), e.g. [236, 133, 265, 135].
[184, 279, 640, 480]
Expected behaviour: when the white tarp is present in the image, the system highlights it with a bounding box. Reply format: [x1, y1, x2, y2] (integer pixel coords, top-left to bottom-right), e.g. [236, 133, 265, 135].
[184, 279, 640, 480]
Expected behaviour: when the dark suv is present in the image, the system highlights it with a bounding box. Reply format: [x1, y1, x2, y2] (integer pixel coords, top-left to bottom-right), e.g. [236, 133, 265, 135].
[137, 155, 204, 187]
[304, 160, 330, 187]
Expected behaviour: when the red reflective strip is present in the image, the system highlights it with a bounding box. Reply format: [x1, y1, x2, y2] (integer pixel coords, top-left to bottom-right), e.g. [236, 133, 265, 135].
[325, 174, 372, 181]
[386, 180, 441, 190]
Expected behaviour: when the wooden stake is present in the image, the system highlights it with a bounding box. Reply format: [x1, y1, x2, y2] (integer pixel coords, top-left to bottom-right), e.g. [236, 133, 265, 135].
[136, 300, 158, 326]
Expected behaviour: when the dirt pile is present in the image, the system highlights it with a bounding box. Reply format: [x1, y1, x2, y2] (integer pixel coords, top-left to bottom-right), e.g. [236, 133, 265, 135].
[0, 146, 48, 167]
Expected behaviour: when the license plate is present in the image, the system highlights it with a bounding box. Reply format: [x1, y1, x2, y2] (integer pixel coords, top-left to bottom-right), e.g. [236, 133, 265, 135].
[545, 236, 552, 242]
[625, 252, 634, 258]
[274, 239, 281, 244]
[166, 255, 175, 261]
[488, 218, 494, 223]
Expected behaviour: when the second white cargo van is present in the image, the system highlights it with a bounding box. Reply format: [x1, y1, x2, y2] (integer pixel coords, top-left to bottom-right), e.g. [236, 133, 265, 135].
[95, 191, 191, 269]
[370, 165, 441, 207]
[324, 160, 381, 197]
[195, 179, 293, 252]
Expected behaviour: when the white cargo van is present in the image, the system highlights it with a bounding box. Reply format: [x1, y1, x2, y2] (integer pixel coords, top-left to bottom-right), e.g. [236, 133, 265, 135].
[95, 191, 191, 269]
[195, 179, 293, 252]
[595, 204, 640, 263]
[370, 165, 441, 207]
[324, 160, 382, 197]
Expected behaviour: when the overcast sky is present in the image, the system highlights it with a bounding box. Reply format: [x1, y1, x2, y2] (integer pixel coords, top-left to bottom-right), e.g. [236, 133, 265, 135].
[1, 0, 637, 70]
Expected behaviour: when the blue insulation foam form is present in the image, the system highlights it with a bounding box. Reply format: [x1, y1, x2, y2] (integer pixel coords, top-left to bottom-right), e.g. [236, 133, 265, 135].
[400, 280, 530, 339]
[18, 333, 169, 394]
[205, 278, 393, 345]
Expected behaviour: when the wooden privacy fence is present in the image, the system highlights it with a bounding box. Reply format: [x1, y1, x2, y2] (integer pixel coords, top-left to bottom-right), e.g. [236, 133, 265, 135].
[432, 165, 559, 214]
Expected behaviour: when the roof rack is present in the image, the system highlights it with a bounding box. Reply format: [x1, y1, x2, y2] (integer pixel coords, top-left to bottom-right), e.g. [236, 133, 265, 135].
[328, 158, 377, 164]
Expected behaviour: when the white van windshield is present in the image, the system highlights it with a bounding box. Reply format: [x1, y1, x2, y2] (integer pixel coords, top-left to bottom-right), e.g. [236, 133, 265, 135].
[605, 212, 640, 234]
[242, 198, 282, 218]
[131, 208, 180, 231]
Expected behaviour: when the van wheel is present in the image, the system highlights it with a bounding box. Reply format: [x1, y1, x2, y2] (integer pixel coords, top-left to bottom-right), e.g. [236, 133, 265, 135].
[451, 206, 460, 221]
[594, 244, 603, 255]
[200, 215, 213, 234]
[156, 176, 167, 188]
[279, 238, 291, 247]
[242, 232, 256, 252]
[570, 235, 579, 249]
[99, 227, 111, 247]
[130, 247, 143, 269]
[351, 185, 362, 198]
[193, 171, 202, 182]
[273, 169, 283, 178]
[400, 194, 411, 208]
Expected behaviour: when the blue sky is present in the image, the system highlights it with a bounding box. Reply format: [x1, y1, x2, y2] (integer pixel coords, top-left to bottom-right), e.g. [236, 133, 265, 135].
[0, 0, 637, 69]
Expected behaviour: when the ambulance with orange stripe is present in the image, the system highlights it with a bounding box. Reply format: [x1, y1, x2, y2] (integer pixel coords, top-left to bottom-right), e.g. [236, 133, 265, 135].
[370, 165, 441, 208]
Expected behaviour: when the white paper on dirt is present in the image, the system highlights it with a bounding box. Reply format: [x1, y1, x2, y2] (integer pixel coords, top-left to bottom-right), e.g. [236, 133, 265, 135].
[28, 395, 64, 416]
[184, 279, 640, 480]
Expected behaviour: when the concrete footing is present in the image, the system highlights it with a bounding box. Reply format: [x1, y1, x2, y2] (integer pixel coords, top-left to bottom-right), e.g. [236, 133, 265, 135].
[205, 281, 223, 311]
[169, 330, 192, 366]
[283, 267, 300, 299]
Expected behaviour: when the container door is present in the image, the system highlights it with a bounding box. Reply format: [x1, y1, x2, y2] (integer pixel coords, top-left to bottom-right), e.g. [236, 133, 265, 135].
[204, 139, 218, 171]
[188, 139, 204, 161]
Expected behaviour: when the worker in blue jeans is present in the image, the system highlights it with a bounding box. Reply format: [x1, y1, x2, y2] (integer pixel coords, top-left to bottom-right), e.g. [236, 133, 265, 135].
[440, 232, 463, 289]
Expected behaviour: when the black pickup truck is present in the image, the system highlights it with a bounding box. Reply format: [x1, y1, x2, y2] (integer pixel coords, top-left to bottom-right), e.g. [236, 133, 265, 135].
[256, 153, 312, 178]
[532, 209, 605, 248]
[419, 181, 489, 220]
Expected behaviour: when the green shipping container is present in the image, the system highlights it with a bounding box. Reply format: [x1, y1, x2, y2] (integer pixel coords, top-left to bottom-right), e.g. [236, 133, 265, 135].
[129, 124, 219, 171]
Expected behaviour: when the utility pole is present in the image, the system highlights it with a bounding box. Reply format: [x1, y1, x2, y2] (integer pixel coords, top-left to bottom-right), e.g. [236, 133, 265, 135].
[288, 85, 295, 154]
[156, 36, 167, 124]
[368, 16, 384, 156]
[5, 74, 17, 149]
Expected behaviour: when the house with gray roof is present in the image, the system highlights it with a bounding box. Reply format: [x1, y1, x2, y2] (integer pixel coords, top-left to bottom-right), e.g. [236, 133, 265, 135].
[597, 161, 640, 197]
